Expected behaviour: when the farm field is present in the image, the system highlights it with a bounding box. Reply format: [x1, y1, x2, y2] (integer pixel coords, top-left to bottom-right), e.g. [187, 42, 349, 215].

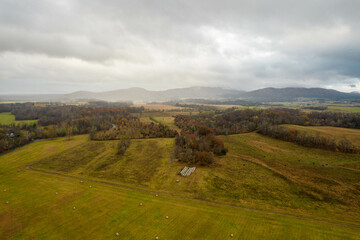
[139, 116, 156, 124]
[1, 136, 360, 239]
[31, 133, 360, 227]
[283, 125, 360, 145]
[151, 116, 179, 130]
[0, 112, 38, 125]
[132, 103, 184, 111]
[327, 106, 360, 113]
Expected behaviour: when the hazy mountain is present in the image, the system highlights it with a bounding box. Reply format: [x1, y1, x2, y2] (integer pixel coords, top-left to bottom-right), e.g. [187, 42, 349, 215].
[64, 87, 244, 102]
[0, 94, 63, 102]
[1, 87, 359, 103]
[241, 87, 360, 102]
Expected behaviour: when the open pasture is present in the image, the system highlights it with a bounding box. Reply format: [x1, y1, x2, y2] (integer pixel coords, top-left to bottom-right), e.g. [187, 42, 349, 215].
[1, 135, 360, 239]
[0, 112, 38, 125]
[31, 133, 360, 227]
[327, 106, 360, 113]
[283, 125, 360, 145]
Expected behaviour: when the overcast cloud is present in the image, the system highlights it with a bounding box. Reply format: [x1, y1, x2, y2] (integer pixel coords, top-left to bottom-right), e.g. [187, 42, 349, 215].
[0, 0, 359, 94]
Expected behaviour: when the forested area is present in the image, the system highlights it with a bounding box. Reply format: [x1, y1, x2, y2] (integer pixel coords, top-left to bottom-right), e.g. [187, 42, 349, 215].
[0, 103, 176, 153]
[258, 125, 359, 153]
[90, 121, 177, 140]
[2, 103, 360, 157]
[174, 126, 228, 165]
[175, 108, 360, 136]
[174, 108, 360, 156]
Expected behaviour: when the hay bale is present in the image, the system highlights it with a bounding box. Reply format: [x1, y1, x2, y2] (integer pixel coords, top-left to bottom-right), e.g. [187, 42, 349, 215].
[80, 180, 83, 183]
[115, 232, 119, 236]
[5, 201, 8, 204]
[3, 189, 6, 192]
[165, 216, 169, 219]
[139, 203, 143, 206]
[73, 206, 76, 210]
[176, 179, 179, 183]
[155, 237, 159, 240]
[230, 233, 234, 238]
[156, 194, 158, 197]
[89, 185, 92, 188]
[55, 192, 58, 195]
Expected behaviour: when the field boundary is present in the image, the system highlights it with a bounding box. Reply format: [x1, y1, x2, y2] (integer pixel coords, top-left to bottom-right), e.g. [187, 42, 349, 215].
[25, 159, 360, 230]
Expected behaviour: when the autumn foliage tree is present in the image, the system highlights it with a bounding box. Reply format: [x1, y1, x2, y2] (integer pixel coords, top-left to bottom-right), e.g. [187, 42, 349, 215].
[174, 126, 227, 166]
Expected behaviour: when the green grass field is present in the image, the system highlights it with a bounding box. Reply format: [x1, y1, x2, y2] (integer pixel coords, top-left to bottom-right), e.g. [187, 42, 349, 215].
[283, 125, 360, 145]
[140, 116, 180, 131]
[139, 116, 156, 124]
[30, 133, 360, 226]
[1, 135, 360, 239]
[327, 106, 360, 113]
[151, 116, 180, 131]
[0, 112, 38, 125]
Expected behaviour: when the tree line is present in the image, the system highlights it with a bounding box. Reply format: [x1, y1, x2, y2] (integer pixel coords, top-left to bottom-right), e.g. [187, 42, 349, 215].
[0, 103, 176, 153]
[258, 125, 359, 153]
[175, 108, 360, 136]
[174, 108, 360, 155]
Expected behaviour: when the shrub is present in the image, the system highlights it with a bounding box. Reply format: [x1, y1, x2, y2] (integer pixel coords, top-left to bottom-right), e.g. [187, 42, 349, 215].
[117, 137, 131, 155]
[195, 151, 214, 166]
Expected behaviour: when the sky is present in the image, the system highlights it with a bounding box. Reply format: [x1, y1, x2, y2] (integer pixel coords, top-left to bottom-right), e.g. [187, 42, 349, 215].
[0, 0, 360, 94]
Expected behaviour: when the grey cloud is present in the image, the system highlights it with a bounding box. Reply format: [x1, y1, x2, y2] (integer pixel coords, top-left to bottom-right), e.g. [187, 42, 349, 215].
[0, 0, 360, 93]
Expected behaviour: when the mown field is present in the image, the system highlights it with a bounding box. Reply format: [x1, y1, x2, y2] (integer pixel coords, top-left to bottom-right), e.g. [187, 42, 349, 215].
[283, 125, 360, 145]
[1, 136, 360, 239]
[327, 106, 360, 113]
[139, 115, 180, 131]
[0, 112, 38, 125]
[151, 116, 179, 131]
[31, 132, 360, 227]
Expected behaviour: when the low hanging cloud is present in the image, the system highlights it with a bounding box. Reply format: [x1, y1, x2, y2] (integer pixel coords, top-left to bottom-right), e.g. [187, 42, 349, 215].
[0, 0, 359, 93]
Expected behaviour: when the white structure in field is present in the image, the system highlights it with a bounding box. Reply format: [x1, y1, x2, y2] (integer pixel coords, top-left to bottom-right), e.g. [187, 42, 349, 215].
[179, 166, 196, 177]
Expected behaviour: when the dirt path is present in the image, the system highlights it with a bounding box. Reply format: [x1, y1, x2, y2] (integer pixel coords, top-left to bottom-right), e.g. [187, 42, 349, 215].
[26, 161, 360, 230]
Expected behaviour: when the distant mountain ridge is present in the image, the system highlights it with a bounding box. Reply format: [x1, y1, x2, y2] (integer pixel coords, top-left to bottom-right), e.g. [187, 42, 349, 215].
[0, 87, 359, 102]
[64, 87, 243, 102]
[241, 87, 360, 102]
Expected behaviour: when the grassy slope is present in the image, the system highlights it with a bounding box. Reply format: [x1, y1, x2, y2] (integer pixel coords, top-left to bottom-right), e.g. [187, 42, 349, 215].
[33, 134, 360, 225]
[151, 116, 180, 132]
[283, 125, 360, 145]
[0, 112, 38, 125]
[139, 117, 156, 124]
[1, 136, 360, 239]
[328, 106, 360, 113]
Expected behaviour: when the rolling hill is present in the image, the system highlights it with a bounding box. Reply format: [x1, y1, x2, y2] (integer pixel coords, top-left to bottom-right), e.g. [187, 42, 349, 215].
[1, 86, 359, 103]
[64, 87, 243, 102]
[241, 87, 360, 102]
